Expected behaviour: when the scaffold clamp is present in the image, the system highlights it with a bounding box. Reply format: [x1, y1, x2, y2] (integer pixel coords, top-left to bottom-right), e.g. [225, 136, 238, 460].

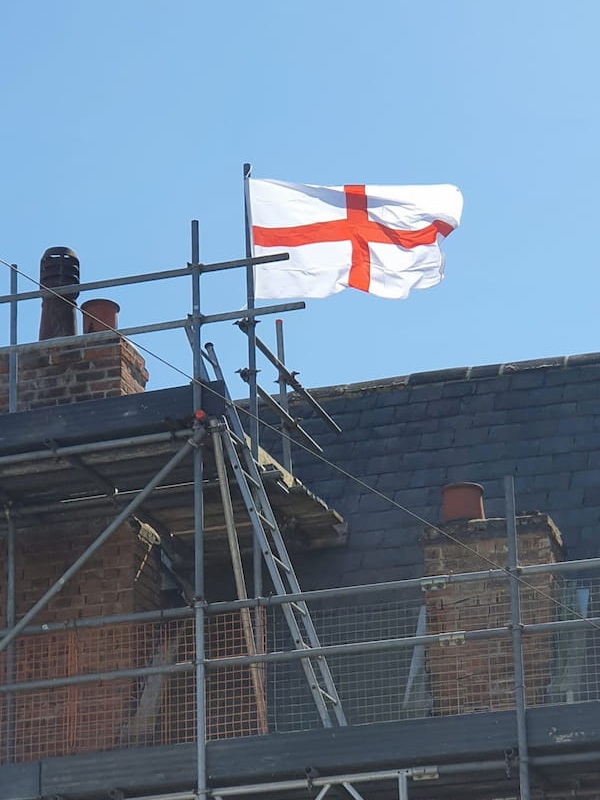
[408, 766, 439, 781]
[438, 632, 466, 647]
[420, 576, 448, 591]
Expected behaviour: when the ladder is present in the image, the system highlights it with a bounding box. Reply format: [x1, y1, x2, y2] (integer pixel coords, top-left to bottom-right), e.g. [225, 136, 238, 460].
[203, 344, 347, 728]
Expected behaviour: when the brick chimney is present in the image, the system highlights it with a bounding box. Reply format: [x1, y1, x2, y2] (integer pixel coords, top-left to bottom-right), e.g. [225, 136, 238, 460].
[0, 251, 162, 759]
[0, 337, 149, 414]
[422, 486, 565, 715]
[0, 249, 148, 414]
[0, 247, 158, 616]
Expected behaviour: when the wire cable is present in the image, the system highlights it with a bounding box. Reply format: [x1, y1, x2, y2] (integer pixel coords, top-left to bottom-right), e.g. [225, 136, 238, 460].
[1, 255, 599, 633]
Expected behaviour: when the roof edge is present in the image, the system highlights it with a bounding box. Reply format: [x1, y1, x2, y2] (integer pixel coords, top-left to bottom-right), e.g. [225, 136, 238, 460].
[301, 351, 600, 398]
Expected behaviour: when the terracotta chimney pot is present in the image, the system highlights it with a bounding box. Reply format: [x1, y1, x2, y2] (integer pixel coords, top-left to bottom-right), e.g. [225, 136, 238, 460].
[80, 299, 120, 334]
[441, 482, 485, 523]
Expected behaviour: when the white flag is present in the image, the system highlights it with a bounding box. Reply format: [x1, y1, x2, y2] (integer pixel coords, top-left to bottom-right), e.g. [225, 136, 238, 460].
[249, 179, 463, 300]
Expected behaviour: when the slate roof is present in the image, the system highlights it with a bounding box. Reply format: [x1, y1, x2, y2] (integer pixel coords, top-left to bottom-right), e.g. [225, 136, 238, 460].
[258, 351, 600, 590]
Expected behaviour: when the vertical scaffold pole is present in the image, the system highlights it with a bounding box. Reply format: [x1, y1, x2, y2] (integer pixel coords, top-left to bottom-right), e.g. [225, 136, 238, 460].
[191, 220, 207, 800]
[397, 771, 409, 800]
[243, 163, 263, 604]
[504, 475, 531, 800]
[275, 319, 292, 473]
[9, 264, 18, 413]
[4, 507, 16, 762]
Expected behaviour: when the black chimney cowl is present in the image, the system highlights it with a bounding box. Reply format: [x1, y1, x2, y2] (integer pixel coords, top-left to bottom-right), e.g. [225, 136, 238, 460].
[38, 246, 80, 341]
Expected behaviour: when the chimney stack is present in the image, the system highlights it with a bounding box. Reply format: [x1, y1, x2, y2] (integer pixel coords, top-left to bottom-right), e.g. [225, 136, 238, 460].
[0, 246, 148, 413]
[38, 246, 80, 340]
[423, 486, 564, 716]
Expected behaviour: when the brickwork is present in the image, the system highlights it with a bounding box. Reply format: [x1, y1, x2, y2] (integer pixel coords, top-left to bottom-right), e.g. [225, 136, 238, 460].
[0, 519, 162, 762]
[0, 519, 161, 627]
[0, 326, 156, 629]
[422, 514, 565, 714]
[0, 612, 267, 762]
[0, 335, 148, 414]
[0, 332, 160, 761]
[0, 330, 155, 623]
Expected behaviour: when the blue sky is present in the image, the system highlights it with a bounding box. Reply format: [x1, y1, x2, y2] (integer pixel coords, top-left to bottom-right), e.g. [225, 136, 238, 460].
[1, 1, 598, 395]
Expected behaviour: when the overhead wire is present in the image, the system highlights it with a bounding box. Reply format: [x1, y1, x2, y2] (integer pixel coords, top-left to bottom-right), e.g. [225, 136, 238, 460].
[1, 255, 599, 634]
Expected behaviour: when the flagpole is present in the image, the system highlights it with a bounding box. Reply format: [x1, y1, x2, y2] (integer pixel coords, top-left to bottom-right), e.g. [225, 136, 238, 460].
[243, 162, 263, 604]
[243, 163, 259, 460]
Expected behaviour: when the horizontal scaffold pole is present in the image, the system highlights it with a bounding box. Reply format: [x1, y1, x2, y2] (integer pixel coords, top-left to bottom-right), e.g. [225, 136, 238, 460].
[3, 610, 600, 693]
[0, 253, 290, 305]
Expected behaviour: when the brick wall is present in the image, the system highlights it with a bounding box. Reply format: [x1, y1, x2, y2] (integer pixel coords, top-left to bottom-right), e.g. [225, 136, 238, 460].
[0, 335, 148, 414]
[1, 523, 162, 762]
[0, 331, 155, 628]
[422, 514, 564, 714]
[1, 611, 268, 762]
[0, 519, 161, 627]
[0, 333, 161, 761]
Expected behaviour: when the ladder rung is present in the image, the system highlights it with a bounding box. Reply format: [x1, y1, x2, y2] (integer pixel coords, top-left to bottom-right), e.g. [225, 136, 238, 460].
[290, 601, 307, 616]
[272, 554, 292, 573]
[317, 687, 338, 704]
[241, 469, 261, 489]
[228, 430, 246, 447]
[258, 511, 276, 530]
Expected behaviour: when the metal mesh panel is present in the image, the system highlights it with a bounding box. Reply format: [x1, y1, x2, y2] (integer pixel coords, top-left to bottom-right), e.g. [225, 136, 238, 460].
[425, 578, 513, 715]
[427, 639, 515, 714]
[4, 572, 600, 765]
[12, 682, 132, 761]
[0, 611, 266, 764]
[423, 574, 600, 714]
[267, 596, 429, 732]
[523, 576, 600, 707]
[205, 610, 267, 740]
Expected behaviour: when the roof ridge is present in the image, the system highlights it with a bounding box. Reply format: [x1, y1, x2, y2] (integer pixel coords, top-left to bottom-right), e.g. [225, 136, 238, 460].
[303, 351, 600, 398]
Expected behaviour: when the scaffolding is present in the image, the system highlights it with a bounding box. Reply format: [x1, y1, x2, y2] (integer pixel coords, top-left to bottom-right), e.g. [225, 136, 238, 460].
[0, 225, 351, 798]
[0, 226, 600, 800]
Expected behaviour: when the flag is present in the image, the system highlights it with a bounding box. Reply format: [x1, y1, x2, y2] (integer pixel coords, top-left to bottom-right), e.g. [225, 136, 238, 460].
[249, 179, 463, 300]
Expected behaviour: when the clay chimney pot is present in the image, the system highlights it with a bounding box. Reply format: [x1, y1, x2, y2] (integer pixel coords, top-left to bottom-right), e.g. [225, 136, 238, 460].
[441, 482, 485, 523]
[80, 299, 120, 334]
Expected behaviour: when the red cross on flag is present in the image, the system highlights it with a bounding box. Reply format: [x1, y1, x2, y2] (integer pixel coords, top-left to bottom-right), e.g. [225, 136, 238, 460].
[249, 179, 463, 300]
